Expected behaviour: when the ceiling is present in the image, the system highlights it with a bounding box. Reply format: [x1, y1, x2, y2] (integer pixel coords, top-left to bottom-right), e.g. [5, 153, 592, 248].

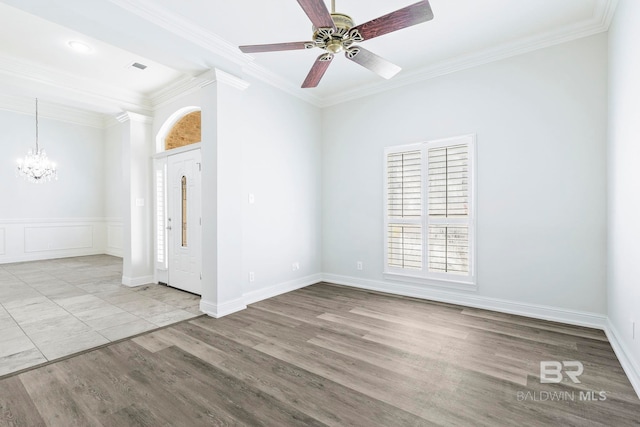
[0, 0, 617, 120]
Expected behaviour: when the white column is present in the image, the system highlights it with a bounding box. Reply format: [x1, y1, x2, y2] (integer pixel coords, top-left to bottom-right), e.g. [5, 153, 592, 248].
[199, 69, 250, 317]
[117, 111, 154, 286]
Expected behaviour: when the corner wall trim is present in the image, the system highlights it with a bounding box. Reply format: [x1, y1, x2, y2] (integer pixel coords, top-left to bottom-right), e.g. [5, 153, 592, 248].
[605, 320, 640, 399]
[243, 273, 322, 306]
[321, 273, 608, 330]
[122, 275, 154, 287]
[200, 297, 247, 319]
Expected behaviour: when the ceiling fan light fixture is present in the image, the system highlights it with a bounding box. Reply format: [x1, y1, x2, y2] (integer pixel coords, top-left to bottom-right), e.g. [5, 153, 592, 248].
[239, 0, 434, 88]
[325, 39, 343, 53]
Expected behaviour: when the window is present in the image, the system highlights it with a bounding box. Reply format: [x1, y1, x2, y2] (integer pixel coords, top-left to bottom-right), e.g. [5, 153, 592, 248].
[384, 135, 475, 288]
[155, 161, 168, 269]
[181, 176, 187, 247]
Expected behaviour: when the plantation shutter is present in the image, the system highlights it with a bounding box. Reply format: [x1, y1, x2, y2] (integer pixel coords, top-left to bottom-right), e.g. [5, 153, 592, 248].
[155, 160, 168, 269]
[386, 150, 422, 270]
[384, 135, 474, 286]
[427, 144, 470, 275]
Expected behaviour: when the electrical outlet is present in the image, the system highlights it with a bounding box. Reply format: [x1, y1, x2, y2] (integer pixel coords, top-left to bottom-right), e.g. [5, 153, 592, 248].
[357, 261, 363, 271]
[292, 262, 300, 271]
[249, 272, 255, 282]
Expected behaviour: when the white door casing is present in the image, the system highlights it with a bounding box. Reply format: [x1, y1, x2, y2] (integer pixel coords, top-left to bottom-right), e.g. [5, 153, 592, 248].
[167, 149, 202, 295]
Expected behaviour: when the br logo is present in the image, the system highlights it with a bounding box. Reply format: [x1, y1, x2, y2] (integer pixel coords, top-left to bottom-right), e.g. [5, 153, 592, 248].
[540, 361, 584, 384]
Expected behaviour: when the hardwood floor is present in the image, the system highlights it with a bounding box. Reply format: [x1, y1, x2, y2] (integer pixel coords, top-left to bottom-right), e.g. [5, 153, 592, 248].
[0, 283, 638, 426]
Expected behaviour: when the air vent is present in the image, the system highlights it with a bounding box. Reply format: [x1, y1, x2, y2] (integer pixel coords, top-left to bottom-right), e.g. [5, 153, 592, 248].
[130, 62, 147, 70]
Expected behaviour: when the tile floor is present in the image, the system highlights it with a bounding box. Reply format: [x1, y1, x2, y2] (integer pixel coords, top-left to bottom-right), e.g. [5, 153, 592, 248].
[0, 255, 201, 377]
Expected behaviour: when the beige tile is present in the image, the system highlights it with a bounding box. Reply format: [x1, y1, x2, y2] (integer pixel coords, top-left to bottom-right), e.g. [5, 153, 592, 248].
[83, 311, 142, 330]
[116, 298, 173, 316]
[143, 309, 198, 327]
[0, 322, 27, 341]
[74, 305, 126, 323]
[22, 314, 91, 338]
[37, 331, 110, 360]
[96, 290, 146, 305]
[34, 284, 86, 299]
[0, 348, 47, 376]
[0, 288, 43, 305]
[98, 319, 157, 341]
[186, 306, 203, 315]
[1, 295, 49, 310]
[53, 294, 112, 313]
[76, 282, 122, 294]
[0, 255, 207, 377]
[0, 334, 36, 358]
[7, 301, 70, 324]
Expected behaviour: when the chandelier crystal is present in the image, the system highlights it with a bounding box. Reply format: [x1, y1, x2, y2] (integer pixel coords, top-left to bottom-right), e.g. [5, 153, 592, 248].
[17, 98, 57, 183]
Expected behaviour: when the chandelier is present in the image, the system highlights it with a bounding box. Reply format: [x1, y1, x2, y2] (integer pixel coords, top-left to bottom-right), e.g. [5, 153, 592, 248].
[17, 98, 57, 183]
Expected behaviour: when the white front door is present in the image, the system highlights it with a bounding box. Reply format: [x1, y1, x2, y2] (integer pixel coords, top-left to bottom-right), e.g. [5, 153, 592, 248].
[167, 149, 202, 295]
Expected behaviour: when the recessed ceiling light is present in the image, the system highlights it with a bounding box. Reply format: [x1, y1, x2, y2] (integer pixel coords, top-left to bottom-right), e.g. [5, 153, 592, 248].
[67, 41, 93, 54]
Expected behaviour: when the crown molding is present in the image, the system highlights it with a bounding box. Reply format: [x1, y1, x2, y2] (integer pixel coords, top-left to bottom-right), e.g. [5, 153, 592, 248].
[107, 0, 321, 107]
[0, 54, 152, 114]
[213, 69, 250, 91]
[0, 94, 108, 128]
[150, 73, 214, 110]
[107, 0, 245, 69]
[0, 0, 618, 123]
[150, 69, 250, 110]
[106, 0, 618, 109]
[115, 111, 153, 124]
[320, 0, 619, 107]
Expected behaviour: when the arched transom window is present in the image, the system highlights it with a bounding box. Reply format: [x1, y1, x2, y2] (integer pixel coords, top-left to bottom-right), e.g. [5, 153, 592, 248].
[165, 111, 201, 151]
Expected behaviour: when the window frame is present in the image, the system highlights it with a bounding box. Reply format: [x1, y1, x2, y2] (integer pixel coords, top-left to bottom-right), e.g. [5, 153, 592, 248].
[383, 134, 477, 291]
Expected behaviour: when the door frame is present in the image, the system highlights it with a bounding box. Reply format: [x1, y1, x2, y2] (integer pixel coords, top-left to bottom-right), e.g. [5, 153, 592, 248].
[152, 143, 202, 287]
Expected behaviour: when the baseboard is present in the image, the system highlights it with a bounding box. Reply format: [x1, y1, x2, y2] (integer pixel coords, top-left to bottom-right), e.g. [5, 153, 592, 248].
[0, 249, 105, 265]
[243, 273, 323, 306]
[104, 248, 123, 258]
[122, 275, 154, 287]
[604, 320, 640, 399]
[200, 297, 247, 318]
[321, 273, 608, 330]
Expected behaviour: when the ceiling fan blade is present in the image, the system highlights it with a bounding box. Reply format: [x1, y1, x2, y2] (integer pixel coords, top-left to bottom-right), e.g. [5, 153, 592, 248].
[296, 0, 336, 30]
[351, 0, 433, 41]
[302, 53, 334, 88]
[240, 41, 314, 53]
[345, 47, 401, 79]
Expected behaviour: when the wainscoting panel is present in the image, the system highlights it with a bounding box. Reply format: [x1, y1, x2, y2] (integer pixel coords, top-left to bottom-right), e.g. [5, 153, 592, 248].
[106, 221, 123, 257]
[24, 225, 93, 253]
[0, 219, 109, 264]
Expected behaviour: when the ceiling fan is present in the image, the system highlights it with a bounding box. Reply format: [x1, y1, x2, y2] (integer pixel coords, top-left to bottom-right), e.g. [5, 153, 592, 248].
[239, 0, 434, 88]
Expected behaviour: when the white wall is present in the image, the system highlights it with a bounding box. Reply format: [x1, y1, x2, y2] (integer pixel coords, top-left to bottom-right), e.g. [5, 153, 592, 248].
[0, 109, 107, 262]
[104, 122, 123, 256]
[241, 79, 323, 303]
[152, 75, 322, 311]
[322, 34, 608, 320]
[607, 0, 640, 394]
